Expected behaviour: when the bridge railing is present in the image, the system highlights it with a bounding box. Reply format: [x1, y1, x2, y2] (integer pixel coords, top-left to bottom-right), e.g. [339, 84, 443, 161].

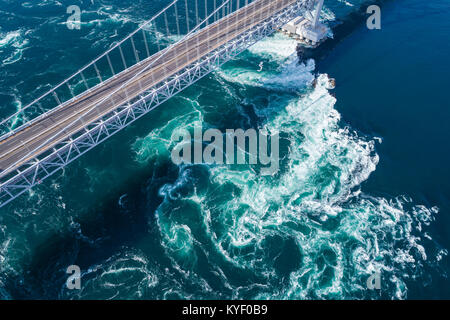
[1, 0, 320, 208]
[0, 0, 264, 176]
[0, 0, 256, 141]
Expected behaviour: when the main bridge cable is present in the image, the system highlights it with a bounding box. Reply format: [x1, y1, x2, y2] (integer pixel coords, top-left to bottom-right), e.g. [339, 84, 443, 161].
[1, 0, 251, 176]
[0, 0, 180, 139]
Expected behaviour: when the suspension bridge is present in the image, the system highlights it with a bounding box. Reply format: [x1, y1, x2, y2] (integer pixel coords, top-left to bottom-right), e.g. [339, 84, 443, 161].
[0, 0, 323, 208]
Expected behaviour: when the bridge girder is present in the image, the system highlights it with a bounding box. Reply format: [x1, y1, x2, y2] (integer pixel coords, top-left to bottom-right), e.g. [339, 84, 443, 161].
[0, 0, 312, 208]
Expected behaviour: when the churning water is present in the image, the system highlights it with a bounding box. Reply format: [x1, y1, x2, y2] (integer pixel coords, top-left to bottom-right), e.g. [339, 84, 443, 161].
[0, 0, 449, 299]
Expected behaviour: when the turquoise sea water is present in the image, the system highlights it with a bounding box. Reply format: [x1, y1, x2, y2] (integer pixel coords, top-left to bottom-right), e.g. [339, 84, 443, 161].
[0, 0, 449, 299]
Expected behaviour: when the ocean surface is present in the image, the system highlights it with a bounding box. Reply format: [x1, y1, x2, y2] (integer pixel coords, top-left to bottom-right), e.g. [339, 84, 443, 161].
[0, 0, 449, 299]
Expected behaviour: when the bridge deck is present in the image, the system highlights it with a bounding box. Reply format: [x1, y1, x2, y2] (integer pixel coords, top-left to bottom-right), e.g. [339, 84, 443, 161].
[0, 0, 295, 179]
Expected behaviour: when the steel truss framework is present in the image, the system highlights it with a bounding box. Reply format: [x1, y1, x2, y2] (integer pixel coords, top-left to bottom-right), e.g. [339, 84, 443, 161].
[0, 0, 308, 207]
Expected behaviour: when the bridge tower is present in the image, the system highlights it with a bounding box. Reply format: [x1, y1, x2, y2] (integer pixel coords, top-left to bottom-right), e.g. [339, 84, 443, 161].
[281, 0, 328, 46]
[312, 0, 324, 28]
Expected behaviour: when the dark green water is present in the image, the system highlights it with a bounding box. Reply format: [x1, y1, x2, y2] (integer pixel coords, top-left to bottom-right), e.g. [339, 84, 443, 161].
[0, 0, 449, 299]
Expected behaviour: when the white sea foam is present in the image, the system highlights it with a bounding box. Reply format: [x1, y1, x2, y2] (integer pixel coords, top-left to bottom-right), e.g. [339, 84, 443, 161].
[3, 0, 432, 300]
[0, 29, 29, 66]
[136, 32, 444, 299]
[337, 0, 354, 7]
[62, 250, 159, 299]
[0, 30, 22, 47]
[248, 33, 298, 61]
[203, 73, 438, 298]
[21, 0, 63, 8]
[218, 34, 315, 91]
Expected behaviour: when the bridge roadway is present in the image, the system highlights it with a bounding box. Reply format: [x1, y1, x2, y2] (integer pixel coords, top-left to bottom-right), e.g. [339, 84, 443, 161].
[0, 0, 296, 178]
